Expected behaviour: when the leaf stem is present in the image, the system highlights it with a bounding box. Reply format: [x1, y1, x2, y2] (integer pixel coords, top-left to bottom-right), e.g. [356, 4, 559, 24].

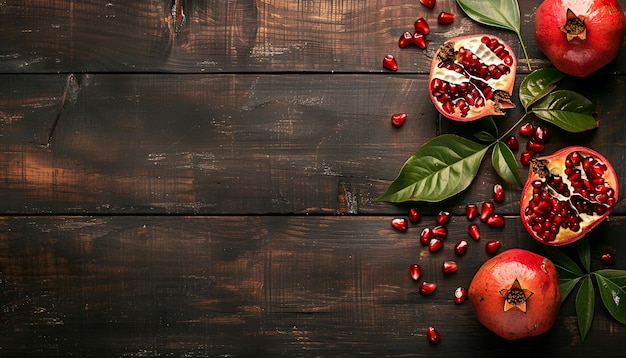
[497, 112, 530, 142]
[516, 31, 532, 71]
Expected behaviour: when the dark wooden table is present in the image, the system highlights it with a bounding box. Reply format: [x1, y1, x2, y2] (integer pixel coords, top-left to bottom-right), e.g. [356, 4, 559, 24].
[1, 1, 625, 356]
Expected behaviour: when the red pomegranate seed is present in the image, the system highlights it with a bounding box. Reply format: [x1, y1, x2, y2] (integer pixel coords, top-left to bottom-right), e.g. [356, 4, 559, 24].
[391, 112, 407, 127]
[419, 281, 438, 295]
[520, 151, 535, 166]
[414, 17, 430, 35]
[532, 126, 551, 144]
[413, 32, 427, 49]
[526, 140, 545, 153]
[383, 54, 398, 71]
[409, 207, 422, 223]
[426, 326, 441, 344]
[398, 31, 414, 48]
[493, 183, 505, 203]
[454, 240, 469, 256]
[391, 217, 408, 231]
[442, 260, 458, 274]
[486, 214, 506, 227]
[409, 264, 422, 281]
[504, 135, 519, 150]
[454, 287, 468, 304]
[480, 201, 495, 222]
[436, 211, 451, 224]
[437, 11, 454, 24]
[429, 238, 444, 252]
[519, 122, 535, 137]
[601, 252, 616, 265]
[485, 240, 501, 255]
[465, 203, 478, 220]
[432, 225, 448, 238]
[420, 227, 433, 245]
[420, 0, 436, 8]
[468, 223, 481, 240]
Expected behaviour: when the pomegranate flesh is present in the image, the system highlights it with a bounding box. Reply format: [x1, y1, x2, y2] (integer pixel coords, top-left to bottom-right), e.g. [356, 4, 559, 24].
[521, 146, 618, 246]
[468, 248, 561, 340]
[429, 35, 516, 121]
[534, 0, 626, 77]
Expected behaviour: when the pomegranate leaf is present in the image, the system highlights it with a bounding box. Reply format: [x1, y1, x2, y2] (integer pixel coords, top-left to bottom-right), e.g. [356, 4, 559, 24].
[576, 276, 595, 341]
[595, 269, 626, 288]
[543, 245, 584, 276]
[519, 68, 567, 110]
[474, 131, 497, 142]
[530, 90, 598, 132]
[456, 0, 531, 70]
[374, 134, 488, 203]
[491, 141, 521, 186]
[577, 237, 591, 273]
[482, 116, 499, 137]
[593, 273, 626, 324]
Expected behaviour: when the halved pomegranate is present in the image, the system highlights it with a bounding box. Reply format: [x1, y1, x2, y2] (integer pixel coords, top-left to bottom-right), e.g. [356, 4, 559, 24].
[429, 34, 517, 121]
[520, 146, 619, 246]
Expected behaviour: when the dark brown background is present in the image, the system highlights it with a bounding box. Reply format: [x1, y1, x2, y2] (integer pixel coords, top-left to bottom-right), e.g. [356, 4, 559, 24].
[1, 0, 625, 356]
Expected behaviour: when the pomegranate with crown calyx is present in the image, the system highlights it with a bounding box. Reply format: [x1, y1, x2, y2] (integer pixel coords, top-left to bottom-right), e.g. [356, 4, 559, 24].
[534, 0, 626, 77]
[429, 34, 516, 121]
[468, 248, 561, 340]
[521, 146, 618, 246]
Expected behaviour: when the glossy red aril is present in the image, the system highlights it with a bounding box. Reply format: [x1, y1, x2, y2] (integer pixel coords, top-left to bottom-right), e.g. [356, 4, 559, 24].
[414, 17, 430, 35]
[526, 140, 544, 153]
[442, 260, 458, 274]
[520, 146, 619, 246]
[468, 249, 561, 340]
[429, 238, 444, 252]
[432, 225, 448, 238]
[429, 35, 516, 121]
[466, 203, 478, 220]
[391, 112, 407, 127]
[455, 240, 469, 256]
[480, 201, 495, 222]
[383, 54, 398, 71]
[535, 0, 626, 77]
[504, 135, 519, 150]
[427, 326, 441, 344]
[468, 223, 481, 240]
[436, 211, 451, 224]
[420, 227, 433, 245]
[391, 217, 408, 232]
[409, 207, 422, 223]
[413, 33, 427, 49]
[398, 31, 414, 48]
[420, 0, 435, 8]
[409, 264, 422, 281]
[601, 252, 616, 265]
[485, 240, 501, 255]
[519, 122, 535, 137]
[493, 183, 505, 203]
[520, 151, 535, 166]
[420, 281, 438, 295]
[454, 287, 468, 304]
[487, 214, 506, 227]
[437, 12, 454, 24]
[532, 126, 551, 144]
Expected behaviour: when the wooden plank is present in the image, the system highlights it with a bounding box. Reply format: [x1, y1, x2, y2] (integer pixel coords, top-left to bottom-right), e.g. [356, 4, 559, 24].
[1, 215, 624, 357]
[3, 0, 626, 74]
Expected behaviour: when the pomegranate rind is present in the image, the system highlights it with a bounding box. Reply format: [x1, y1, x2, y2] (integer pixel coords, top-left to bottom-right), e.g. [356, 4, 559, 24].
[429, 34, 517, 122]
[468, 249, 561, 340]
[520, 146, 619, 246]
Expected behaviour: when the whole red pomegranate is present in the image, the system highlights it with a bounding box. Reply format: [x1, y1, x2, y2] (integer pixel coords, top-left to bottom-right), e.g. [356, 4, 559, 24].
[521, 146, 618, 246]
[468, 248, 561, 340]
[429, 34, 516, 121]
[534, 0, 626, 77]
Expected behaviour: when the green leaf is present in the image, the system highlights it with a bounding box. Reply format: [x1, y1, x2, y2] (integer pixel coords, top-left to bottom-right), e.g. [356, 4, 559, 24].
[375, 134, 489, 203]
[594, 273, 626, 324]
[531, 90, 598, 132]
[482, 116, 499, 137]
[456, 0, 531, 70]
[519, 68, 566, 110]
[576, 276, 595, 341]
[491, 141, 521, 186]
[474, 130, 497, 142]
[559, 276, 582, 302]
[543, 246, 584, 276]
[577, 236, 591, 273]
[595, 269, 626, 288]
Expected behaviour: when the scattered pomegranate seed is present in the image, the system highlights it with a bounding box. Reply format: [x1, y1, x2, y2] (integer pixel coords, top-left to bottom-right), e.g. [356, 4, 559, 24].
[526, 140, 545, 153]
[391, 112, 407, 127]
[454, 287, 468, 304]
[601, 252, 616, 265]
[409, 264, 422, 281]
[486, 240, 501, 255]
[442, 260, 458, 274]
[504, 135, 519, 150]
[532, 126, 551, 143]
[426, 326, 441, 344]
[398, 31, 414, 48]
[383, 54, 398, 71]
[419, 281, 438, 295]
[429, 238, 444, 252]
[420, 0, 436, 8]
[437, 12, 454, 24]
[420, 227, 433, 245]
[493, 183, 505, 203]
[468, 223, 481, 240]
[436, 211, 451, 224]
[480, 201, 495, 222]
[414, 17, 430, 35]
[409, 207, 422, 223]
[519, 122, 535, 137]
[391, 217, 408, 231]
[432, 225, 448, 238]
[465, 203, 478, 220]
[454, 240, 469, 256]
[486, 214, 506, 227]
[520, 151, 535, 166]
[412, 32, 427, 49]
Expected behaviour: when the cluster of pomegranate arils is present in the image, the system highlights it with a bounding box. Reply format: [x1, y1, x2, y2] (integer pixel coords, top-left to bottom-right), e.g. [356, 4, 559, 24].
[391, 183, 507, 344]
[504, 122, 551, 166]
